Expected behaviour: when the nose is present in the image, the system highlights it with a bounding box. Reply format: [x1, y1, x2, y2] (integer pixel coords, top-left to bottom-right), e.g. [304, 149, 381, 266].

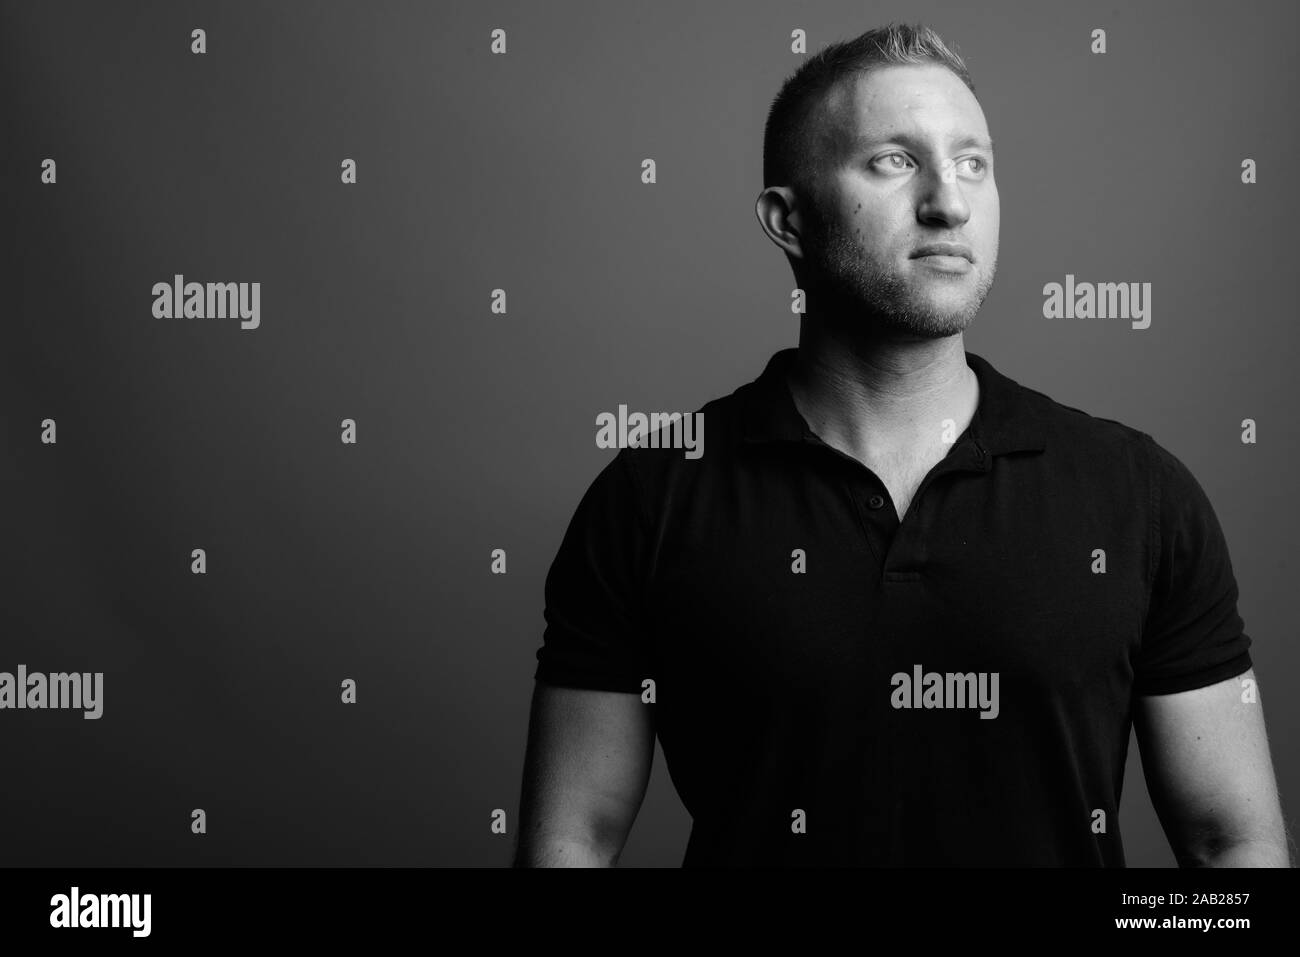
[916, 162, 971, 228]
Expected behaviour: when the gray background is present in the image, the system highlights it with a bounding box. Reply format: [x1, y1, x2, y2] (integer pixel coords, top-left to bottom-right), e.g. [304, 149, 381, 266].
[1, 0, 1295, 866]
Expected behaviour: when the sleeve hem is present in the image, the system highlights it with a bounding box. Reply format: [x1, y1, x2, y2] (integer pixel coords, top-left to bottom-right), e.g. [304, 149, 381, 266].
[533, 662, 647, 695]
[1142, 431, 1160, 633]
[1133, 649, 1252, 696]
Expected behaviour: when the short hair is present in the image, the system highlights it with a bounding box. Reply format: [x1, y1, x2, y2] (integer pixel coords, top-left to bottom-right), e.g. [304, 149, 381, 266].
[762, 23, 976, 209]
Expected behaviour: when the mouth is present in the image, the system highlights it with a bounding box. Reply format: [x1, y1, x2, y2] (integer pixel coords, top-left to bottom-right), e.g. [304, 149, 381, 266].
[911, 243, 973, 262]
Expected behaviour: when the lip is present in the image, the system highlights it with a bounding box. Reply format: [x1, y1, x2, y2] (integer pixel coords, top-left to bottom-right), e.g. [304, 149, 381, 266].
[911, 242, 973, 261]
[913, 254, 971, 274]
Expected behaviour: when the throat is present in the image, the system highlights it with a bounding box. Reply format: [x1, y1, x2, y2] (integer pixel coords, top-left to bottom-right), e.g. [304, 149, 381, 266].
[865, 444, 951, 522]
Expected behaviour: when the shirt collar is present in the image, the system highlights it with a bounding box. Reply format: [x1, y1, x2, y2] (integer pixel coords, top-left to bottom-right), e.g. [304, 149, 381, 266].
[740, 347, 1047, 456]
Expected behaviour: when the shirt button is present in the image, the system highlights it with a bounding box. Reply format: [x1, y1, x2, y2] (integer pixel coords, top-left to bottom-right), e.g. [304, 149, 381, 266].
[867, 494, 885, 510]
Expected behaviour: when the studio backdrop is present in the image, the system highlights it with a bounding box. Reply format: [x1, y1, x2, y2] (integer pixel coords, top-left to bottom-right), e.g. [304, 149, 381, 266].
[1, 0, 1296, 866]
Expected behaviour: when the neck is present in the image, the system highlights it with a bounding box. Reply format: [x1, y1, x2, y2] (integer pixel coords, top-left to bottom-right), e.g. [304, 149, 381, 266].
[785, 319, 978, 463]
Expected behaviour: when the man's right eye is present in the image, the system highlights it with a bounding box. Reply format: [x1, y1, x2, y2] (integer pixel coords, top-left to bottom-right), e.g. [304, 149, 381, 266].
[875, 153, 913, 170]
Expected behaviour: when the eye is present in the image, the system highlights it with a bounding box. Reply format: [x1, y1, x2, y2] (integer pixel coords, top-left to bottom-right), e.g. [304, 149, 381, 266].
[960, 156, 987, 175]
[875, 152, 914, 170]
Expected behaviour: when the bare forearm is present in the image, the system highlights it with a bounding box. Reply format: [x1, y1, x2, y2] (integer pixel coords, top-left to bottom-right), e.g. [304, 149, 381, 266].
[513, 834, 619, 867]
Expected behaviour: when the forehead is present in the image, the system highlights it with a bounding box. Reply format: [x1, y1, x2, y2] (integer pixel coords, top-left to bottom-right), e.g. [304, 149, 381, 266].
[818, 63, 988, 155]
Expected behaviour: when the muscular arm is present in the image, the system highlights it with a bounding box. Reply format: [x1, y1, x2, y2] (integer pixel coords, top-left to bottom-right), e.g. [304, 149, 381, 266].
[512, 681, 655, 866]
[1133, 668, 1292, 867]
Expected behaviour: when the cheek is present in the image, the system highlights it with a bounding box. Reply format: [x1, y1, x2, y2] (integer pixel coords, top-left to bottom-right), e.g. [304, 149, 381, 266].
[980, 185, 1000, 228]
[842, 208, 890, 246]
[971, 196, 999, 244]
[984, 213, 1000, 251]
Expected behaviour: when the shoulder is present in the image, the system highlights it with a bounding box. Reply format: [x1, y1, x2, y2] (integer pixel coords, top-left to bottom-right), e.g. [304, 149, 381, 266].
[1023, 378, 1154, 461]
[615, 378, 751, 494]
[1008, 377, 1218, 536]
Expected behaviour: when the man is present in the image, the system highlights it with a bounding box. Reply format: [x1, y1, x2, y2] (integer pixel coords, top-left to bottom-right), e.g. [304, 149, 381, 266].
[513, 23, 1290, 867]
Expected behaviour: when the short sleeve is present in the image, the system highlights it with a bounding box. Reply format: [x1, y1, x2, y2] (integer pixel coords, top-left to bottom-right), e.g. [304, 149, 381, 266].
[533, 449, 653, 693]
[1134, 436, 1252, 695]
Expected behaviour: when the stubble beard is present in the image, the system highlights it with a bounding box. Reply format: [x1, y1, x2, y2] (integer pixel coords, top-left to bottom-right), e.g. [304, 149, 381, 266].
[801, 212, 998, 341]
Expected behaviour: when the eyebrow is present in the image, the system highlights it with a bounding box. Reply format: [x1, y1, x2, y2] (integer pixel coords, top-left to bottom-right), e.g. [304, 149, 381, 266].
[853, 132, 995, 154]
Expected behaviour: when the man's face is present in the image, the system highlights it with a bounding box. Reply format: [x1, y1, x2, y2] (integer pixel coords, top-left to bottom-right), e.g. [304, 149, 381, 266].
[799, 64, 999, 339]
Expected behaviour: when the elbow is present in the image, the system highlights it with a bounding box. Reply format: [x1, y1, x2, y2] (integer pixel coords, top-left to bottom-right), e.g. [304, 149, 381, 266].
[1174, 825, 1293, 868]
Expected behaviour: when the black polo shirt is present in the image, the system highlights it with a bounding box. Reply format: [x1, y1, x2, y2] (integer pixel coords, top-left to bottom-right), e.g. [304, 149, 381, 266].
[533, 347, 1253, 867]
